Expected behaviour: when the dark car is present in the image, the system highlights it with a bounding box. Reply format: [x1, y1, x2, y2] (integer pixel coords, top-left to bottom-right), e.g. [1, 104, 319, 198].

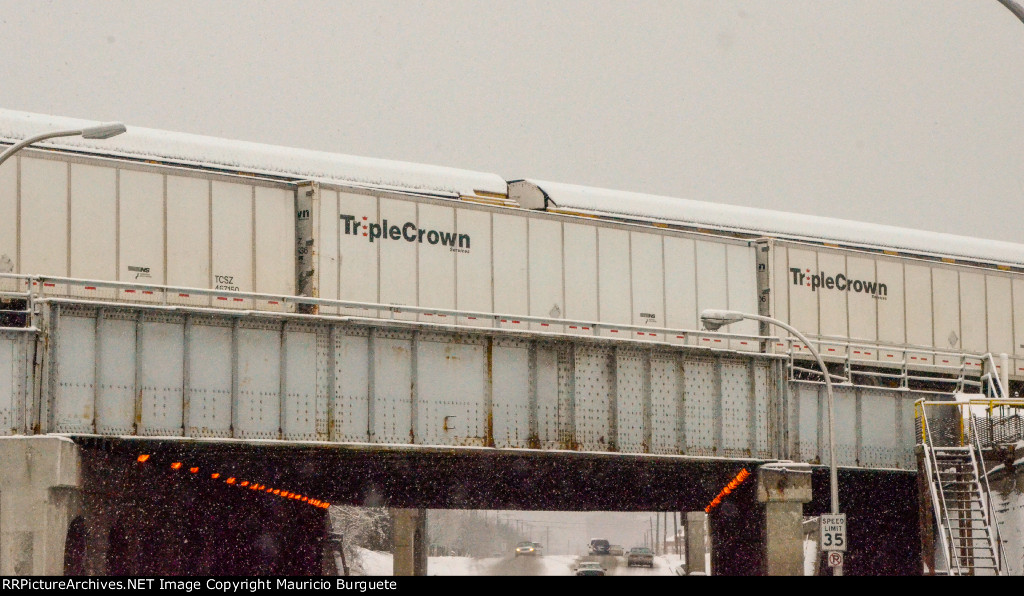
[588, 539, 611, 555]
[576, 562, 606, 576]
[627, 547, 654, 568]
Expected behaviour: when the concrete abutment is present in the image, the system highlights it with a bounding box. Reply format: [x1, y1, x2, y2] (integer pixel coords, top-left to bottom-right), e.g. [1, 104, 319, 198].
[0, 436, 83, 575]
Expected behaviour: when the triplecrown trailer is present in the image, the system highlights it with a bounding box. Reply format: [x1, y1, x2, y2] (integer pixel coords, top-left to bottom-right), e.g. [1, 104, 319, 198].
[511, 180, 1024, 383]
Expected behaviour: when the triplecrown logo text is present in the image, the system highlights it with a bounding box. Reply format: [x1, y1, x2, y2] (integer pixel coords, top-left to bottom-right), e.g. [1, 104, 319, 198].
[790, 268, 887, 298]
[339, 214, 471, 252]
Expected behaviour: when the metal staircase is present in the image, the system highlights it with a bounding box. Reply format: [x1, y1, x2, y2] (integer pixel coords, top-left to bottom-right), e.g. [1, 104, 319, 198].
[916, 355, 1010, 575]
[923, 443, 1001, 575]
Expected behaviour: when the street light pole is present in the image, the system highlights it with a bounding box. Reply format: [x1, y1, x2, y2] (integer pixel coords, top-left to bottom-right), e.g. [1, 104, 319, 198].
[997, 0, 1024, 26]
[700, 308, 843, 575]
[0, 122, 127, 168]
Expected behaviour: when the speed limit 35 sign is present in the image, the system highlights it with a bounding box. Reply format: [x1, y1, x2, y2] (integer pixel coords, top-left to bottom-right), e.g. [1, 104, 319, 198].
[820, 514, 847, 552]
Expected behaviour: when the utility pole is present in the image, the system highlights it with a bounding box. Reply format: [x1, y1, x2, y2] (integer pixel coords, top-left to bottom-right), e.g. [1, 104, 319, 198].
[663, 511, 668, 556]
[655, 514, 660, 555]
[674, 512, 680, 557]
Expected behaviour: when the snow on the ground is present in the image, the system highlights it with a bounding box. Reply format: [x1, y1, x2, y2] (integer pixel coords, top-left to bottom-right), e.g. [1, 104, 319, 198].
[803, 539, 817, 576]
[350, 548, 685, 576]
[994, 485, 1024, 575]
[354, 548, 393, 576]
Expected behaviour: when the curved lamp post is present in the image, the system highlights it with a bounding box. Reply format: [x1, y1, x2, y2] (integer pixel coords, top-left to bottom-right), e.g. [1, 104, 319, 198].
[997, 0, 1024, 25]
[700, 308, 843, 576]
[0, 122, 126, 168]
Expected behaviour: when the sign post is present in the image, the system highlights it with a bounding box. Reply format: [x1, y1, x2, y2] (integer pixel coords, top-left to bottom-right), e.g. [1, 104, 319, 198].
[819, 513, 847, 576]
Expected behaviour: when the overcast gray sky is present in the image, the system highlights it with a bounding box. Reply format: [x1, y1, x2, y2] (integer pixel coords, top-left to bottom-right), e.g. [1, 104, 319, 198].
[1, 0, 1023, 244]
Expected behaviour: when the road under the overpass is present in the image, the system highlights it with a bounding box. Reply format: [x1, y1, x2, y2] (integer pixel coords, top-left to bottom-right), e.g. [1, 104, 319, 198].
[55, 437, 922, 575]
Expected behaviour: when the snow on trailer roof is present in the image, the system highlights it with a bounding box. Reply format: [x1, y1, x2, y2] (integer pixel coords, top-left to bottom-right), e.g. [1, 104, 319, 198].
[517, 179, 1024, 268]
[0, 109, 507, 199]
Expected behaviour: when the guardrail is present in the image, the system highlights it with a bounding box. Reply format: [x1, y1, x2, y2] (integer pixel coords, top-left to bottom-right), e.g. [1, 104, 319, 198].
[915, 398, 1024, 449]
[0, 272, 771, 349]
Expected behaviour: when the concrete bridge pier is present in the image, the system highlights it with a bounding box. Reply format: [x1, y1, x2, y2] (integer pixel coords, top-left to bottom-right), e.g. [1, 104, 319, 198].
[757, 464, 812, 575]
[0, 436, 83, 575]
[391, 508, 427, 576]
[684, 512, 708, 575]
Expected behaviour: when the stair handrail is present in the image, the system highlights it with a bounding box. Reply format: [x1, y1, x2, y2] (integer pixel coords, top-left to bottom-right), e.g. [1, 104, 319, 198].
[966, 409, 1005, 575]
[916, 399, 960, 574]
[979, 353, 1008, 400]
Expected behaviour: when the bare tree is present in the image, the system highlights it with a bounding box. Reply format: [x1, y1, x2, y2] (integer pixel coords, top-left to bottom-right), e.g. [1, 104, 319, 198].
[329, 506, 391, 575]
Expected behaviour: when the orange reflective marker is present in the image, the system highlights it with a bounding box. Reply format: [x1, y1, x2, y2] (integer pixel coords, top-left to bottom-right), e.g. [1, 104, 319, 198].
[226, 477, 236, 484]
[705, 468, 751, 514]
[240, 481, 249, 487]
[273, 489, 281, 495]
[137, 454, 150, 463]
[189, 467, 199, 474]
[170, 462, 182, 470]
[211, 473, 220, 479]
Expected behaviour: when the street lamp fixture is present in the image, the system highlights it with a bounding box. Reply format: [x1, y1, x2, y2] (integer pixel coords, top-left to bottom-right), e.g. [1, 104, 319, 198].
[700, 308, 844, 576]
[0, 121, 127, 168]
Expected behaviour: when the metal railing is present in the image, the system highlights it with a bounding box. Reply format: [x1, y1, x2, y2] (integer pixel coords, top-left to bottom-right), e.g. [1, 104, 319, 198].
[0, 276, 33, 331]
[774, 333, 1001, 391]
[0, 272, 1003, 393]
[0, 272, 771, 349]
[915, 398, 1024, 448]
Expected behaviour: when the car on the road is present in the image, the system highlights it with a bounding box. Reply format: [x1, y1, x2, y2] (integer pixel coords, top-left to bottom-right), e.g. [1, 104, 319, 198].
[576, 561, 606, 576]
[588, 539, 611, 555]
[608, 544, 625, 556]
[627, 546, 654, 568]
[515, 541, 540, 557]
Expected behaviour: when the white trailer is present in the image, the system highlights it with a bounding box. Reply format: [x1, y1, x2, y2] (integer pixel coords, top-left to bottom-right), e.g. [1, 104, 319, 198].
[767, 238, 1024, 379]
[516, 179, 1024, 382]
[0, 149, 296, 310]
[298, 181, 761, 350]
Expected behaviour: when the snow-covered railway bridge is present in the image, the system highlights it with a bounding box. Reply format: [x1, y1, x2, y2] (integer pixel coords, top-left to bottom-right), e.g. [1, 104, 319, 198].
[1, 276, 937, 467]
[0, 276, 947, 575]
